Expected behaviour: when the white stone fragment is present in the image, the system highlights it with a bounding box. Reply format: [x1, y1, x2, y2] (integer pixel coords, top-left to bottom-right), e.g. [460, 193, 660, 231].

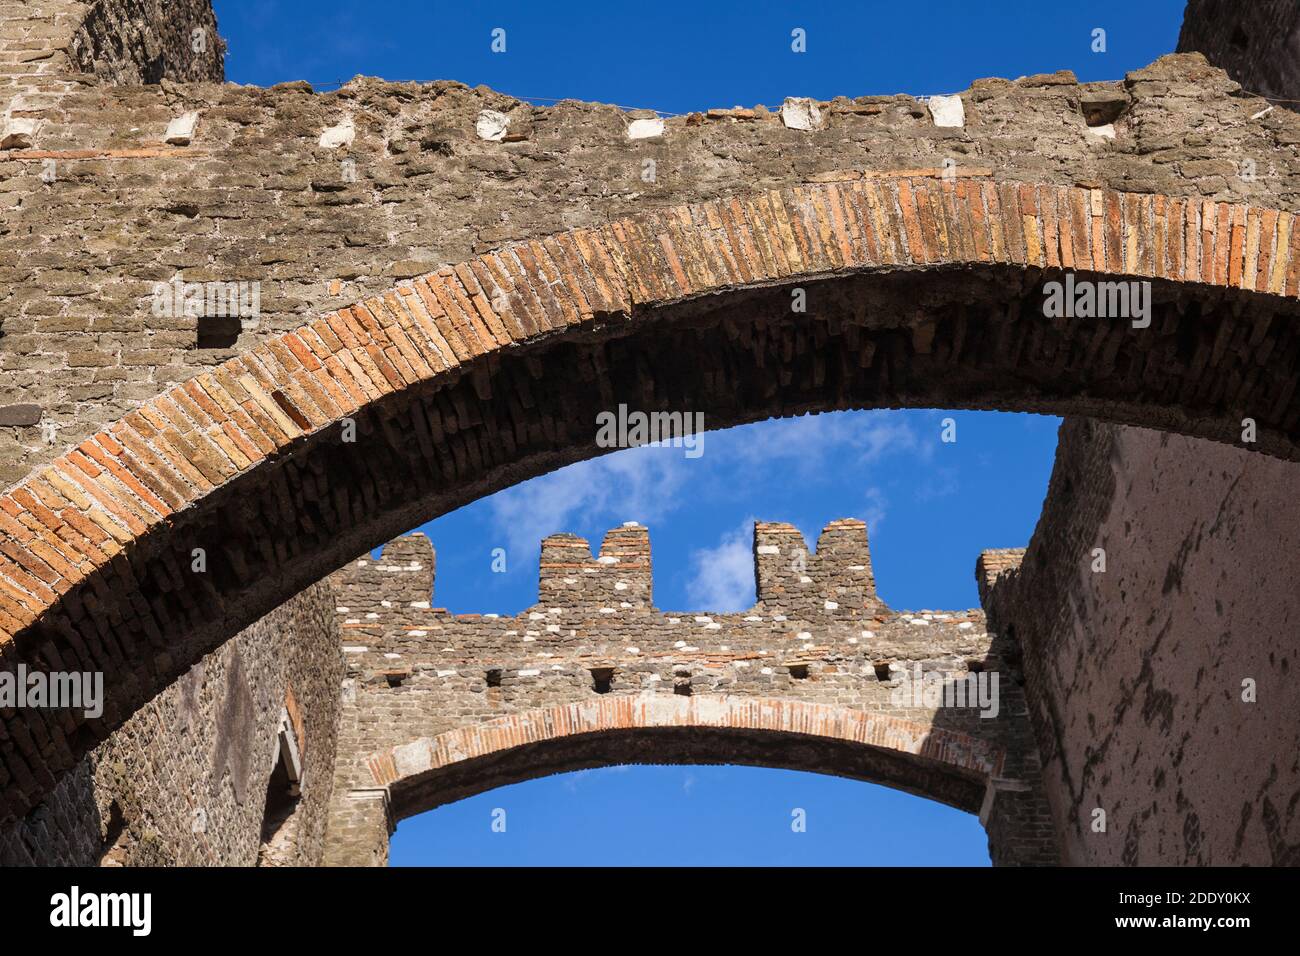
[164, 111, 200, 145]
[392, 741, 431, 777]
[761, 667, 774, 675]
[343, 646, 368, 653]
[0, 114, 39, 150]
[958, 622, 974, 630]
[928, 94, 965, 128]
[623, 521, 642, 527]
[756, 545, 779, 555]
[408, 630, 427, 637]
[600, 607, 616, 614]
[825, 601, 839, 610]
[319, 117, 355, 148]
[615, 582, 629, 590]
[744, 616, 763, 622]
[409, 601, 430, 609]
[518, 669, 540, 677]
[365, 613, 379, 620]
[780, 97, 823, 131]
[597, 556, 619, 565]
[381, 600, 392, 608]
[799, 576, 813, 584]
[436, 669, 456, 677]
[335, 607, 350, 613]
[484, 613, 499, 619]
[344, 618, 360, 625]
[675, 641, 687, 648]
[695, 616, 712, 624]
[797, 632, 812, 641]
[475, 109, 509, 142]
[1087, 123, 1116, 139]
[706, 623, 721, 630]
[626, 117, 664, 139]
[626, 648, 640, 654]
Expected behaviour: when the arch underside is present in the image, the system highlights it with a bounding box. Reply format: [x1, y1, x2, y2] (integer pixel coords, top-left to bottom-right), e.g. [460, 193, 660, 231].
[387, 726, 989, 822]
[3, 176, 1299, 826]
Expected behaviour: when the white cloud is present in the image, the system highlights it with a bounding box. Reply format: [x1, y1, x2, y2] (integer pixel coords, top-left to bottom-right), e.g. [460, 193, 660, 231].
[862, 487, 888, 535]
[914, 466, 960, 503]
[720, 410, 929, 480]
[485, 410, 936, 563]
[488, 443, 695, 559]
[685, 520, 758, 612]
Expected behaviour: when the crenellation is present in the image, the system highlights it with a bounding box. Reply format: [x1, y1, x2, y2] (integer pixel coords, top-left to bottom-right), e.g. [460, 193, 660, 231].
[754, 518, 886, 617]
[310, 517, 1055, 865]
[537, 522, 652, 609]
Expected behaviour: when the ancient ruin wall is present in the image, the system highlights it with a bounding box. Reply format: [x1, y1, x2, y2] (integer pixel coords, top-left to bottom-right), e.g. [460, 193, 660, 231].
[322, 522, 1056, 867]
[968, 0, 1300, 867]
[2, 51, 1298, 488]
[982, 418, 1300, 865]
[0, 0, 222, 96]
[0, 578, 343, 866]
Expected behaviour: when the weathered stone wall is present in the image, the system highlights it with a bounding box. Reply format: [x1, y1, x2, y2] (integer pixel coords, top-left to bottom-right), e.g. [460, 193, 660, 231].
[968, 0, 1300, 868]
[982, 418, 1300, 865]
[0, 0, 221, 97]
[1178, 0, 1300, 109]
[0, 578, 342, 866]
[321, 521, 1056, 867]
[1, 51, 1298, 488]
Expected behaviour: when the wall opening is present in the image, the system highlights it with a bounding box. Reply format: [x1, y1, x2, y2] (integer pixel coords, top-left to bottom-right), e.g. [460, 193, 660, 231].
[389, 764, 992, 866]
[590, 667, 614, 694]
[98, 800, 129, 867]
[257, 709, 304, 867]
[196, 315, 241, 349]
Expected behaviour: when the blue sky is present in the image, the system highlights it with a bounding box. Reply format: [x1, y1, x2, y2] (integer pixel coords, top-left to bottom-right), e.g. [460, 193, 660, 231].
[216, 0, 1187, 865]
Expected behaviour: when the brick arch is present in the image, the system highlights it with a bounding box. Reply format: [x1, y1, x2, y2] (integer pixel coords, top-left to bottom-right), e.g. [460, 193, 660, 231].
[331, 696, 1007, 865]
[2, 173, 1299, 826]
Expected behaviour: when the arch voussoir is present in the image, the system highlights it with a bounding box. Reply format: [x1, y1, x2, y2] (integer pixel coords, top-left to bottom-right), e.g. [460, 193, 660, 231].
[364, 695, 1005, 803]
